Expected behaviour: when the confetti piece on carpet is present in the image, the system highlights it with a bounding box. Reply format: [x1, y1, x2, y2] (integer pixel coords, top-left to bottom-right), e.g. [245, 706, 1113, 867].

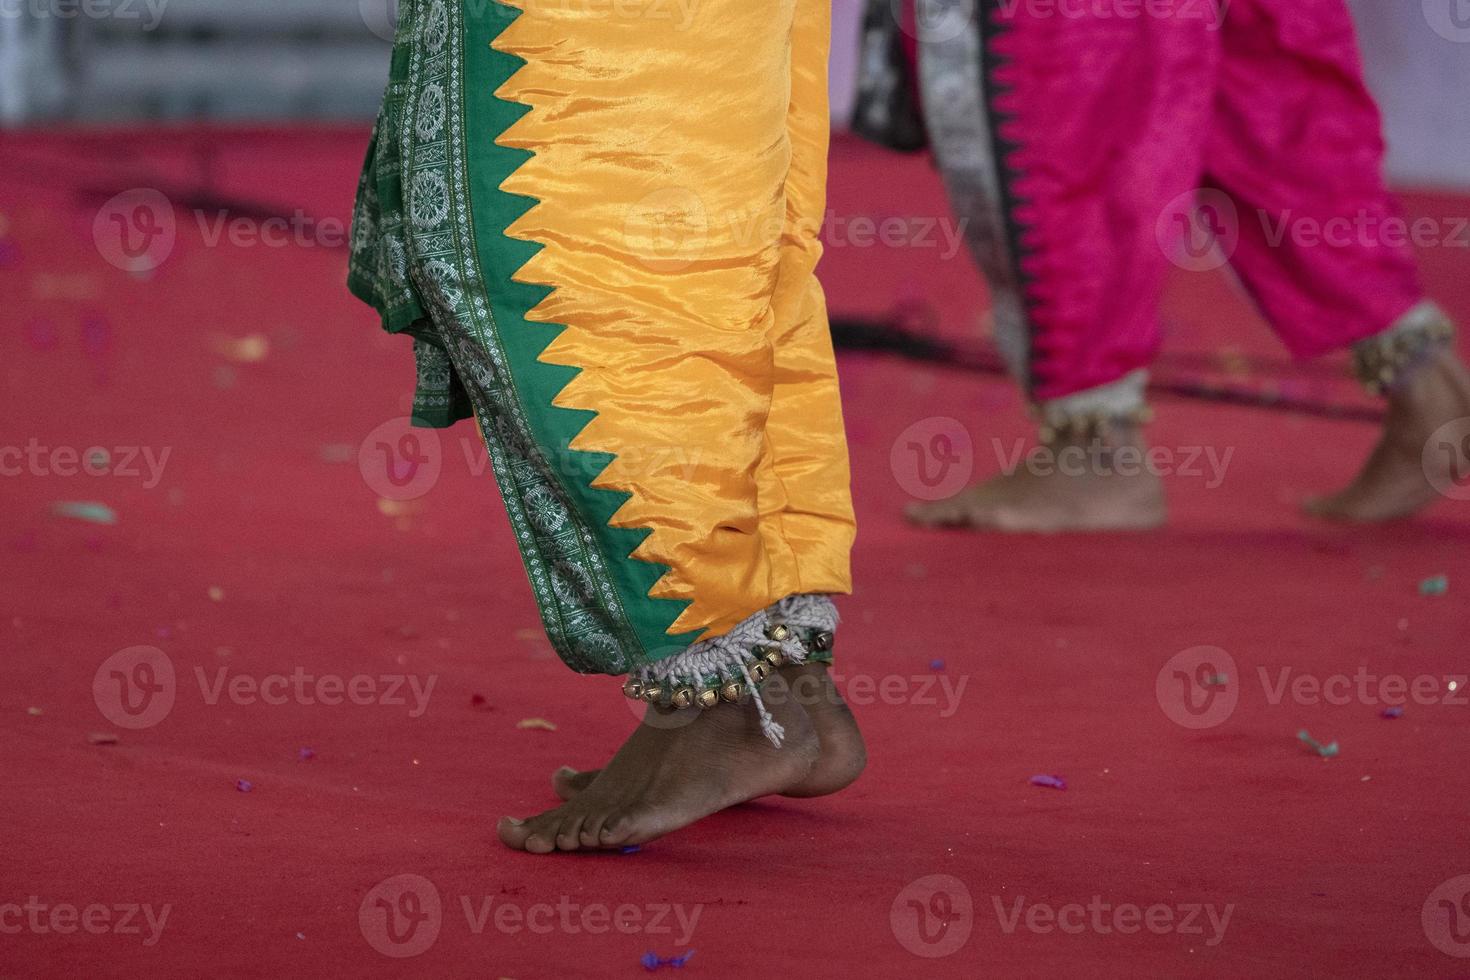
[516, 718, 557, 732]
[25, 318, 57, 350]
[471, 694, 488, 707]
[88, 733, 119, 745]
[51, 502, 117, 525]
[1381, 707, 1404, 720]
[26, 707, 43, 717]
[318, 444, 354, 464]
[297, 748, 316, 761]
[236, 780, 254, 793]
[376, 499, 421, 518]
[621, 845, 642, 855]
[1297, 730, 1339, 758]
[1029, 774, 1067, 790]
[81, 314, 112, 359]
[929, 659, 945, 671]
[211, 334, 271, 363]
[641, 950, 695, 971]
[1419, 575, 1449, 597]
[208, 586, 225, 602]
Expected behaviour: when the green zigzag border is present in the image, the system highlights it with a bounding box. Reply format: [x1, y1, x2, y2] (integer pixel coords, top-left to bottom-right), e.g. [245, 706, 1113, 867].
[463, 3, 699, 662]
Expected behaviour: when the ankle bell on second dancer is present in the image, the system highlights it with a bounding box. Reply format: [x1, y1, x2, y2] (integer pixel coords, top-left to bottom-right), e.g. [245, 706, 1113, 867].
[1031, 369, 1154, 448]
[1035, 405, 1154, 447]
[1352, 303, 1456, 396]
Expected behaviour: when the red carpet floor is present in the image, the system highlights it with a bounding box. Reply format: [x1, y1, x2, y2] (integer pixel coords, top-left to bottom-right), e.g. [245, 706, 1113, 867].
[2, 129, 1469, 979]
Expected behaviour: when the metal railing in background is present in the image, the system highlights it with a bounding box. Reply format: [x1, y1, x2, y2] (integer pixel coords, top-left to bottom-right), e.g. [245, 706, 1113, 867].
[2, 0, 1466, 190]
[1, 0, 397, 124]
[1, 2, 68, 122]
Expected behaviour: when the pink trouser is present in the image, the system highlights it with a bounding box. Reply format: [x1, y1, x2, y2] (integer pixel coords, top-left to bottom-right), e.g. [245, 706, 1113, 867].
[914, 0, 1425, 404]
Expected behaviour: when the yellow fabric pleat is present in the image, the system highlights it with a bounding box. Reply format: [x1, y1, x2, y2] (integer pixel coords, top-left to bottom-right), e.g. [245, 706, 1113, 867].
[493, 0, 855, 638]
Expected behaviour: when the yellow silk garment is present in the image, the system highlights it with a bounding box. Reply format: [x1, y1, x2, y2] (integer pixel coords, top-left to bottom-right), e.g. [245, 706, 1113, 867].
[496, 0, 855, 639]
[350, 0, 854, 670]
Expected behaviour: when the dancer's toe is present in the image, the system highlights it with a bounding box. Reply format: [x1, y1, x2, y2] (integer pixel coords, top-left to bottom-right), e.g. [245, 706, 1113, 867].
[552, 766, 598, 801]
[496, 815, 535, 851]
[555, 812, 589, 852]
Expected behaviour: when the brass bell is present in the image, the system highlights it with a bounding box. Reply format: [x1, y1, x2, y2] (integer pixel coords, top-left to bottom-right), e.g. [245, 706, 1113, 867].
[670, 687, 696, 709]
[720, 680, 744, 703]
[622, 679, 643, 700]
[696, 688, 720, 709]
[641, 685, 664, 704]
[762, 648, 784, 668]
[810, 631, 834, 652]
[749, 662, 770, 684]
[766, 623, 791, 642]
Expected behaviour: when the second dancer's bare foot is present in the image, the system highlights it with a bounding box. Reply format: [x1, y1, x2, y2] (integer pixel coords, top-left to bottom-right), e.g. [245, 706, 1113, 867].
[1306, 348, 1470, 523]
[906, 426, 1167, 533]
[552, 663, 867, 802]
[499, 671, 820, 853]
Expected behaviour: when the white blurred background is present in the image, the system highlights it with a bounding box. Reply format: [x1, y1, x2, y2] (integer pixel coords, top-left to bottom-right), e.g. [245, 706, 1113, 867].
[2, 0, 1466, 187]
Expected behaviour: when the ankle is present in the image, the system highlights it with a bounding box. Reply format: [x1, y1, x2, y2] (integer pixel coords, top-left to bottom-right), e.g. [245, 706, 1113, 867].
[1353, 302, 1456, 397]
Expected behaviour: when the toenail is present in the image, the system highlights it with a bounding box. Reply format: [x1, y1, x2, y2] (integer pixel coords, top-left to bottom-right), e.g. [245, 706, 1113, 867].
[505, 817, 524, 826]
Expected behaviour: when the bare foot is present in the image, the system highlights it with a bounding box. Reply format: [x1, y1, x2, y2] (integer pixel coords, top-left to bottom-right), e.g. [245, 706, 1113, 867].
[1306, 348, 1470, 523]
[907, 426, 1166, 533]
[766, 664, 867, 798]
[553, 663, 866, 802]
[499, 671, 819, 853]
